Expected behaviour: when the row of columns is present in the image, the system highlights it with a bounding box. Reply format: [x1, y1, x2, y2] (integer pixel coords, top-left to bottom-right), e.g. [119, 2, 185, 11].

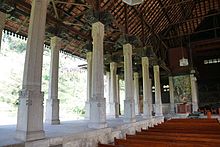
[0, 0, 198, 142]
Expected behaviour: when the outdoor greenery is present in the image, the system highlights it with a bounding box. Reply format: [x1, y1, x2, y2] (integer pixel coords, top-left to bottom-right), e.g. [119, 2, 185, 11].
[0, 32, 125, 125]
[0, 33, 87, 123]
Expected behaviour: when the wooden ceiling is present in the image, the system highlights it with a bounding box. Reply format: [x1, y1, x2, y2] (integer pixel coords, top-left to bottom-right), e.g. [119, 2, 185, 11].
[0, 0, 220, 74]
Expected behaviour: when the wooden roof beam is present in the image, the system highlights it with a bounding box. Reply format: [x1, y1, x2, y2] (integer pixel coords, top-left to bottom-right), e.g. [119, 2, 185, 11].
[131, 7, 168, 49]
[157, 0, 171, 24]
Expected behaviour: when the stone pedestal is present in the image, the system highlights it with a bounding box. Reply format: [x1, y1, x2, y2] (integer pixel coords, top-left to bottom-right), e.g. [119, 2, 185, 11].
[88, 22, 107, 129]
[16, 89, 45, 141]
[85, 52, 92, 120]
[142, 57, 152, 118]
[88, 99, 107, 129]
[46, 36, 61, 125]
[0, 12, 6, 51]
[16, 0, 48, 141]
[169, 76, 175, 114]
[190, 74, 199, 112]
[153, 65, 163, 116]
[134, 72, 140, 115]
[123, 44, 136, 122]
[124, 99, 136, 122]
[45, 99, 60, 124]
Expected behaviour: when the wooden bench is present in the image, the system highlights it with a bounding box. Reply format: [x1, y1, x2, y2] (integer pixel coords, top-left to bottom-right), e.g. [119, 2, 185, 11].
[136, 131, 220, 139]
[126, 134, 220, 144]
[114, 138, 218, 147]
[98, 118, 220, 147]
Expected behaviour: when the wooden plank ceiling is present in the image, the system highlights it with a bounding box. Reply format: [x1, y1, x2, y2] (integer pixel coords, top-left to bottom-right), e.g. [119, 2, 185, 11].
[0, 0, 219, 72]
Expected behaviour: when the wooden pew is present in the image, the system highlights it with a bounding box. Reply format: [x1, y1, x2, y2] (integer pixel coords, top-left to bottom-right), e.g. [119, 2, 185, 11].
[136, 131, 220, 139]
[126, 134, 220, 144]
[114, 138, 217, 147]
[166, 118, 218, 123]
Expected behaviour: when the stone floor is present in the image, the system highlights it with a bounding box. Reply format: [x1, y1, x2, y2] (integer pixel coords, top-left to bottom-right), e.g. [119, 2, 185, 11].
[0, 115, 158, 147]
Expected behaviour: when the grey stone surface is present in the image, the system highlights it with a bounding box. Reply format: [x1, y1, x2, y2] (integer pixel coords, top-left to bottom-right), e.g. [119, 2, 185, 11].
[0, 116, 164, 147]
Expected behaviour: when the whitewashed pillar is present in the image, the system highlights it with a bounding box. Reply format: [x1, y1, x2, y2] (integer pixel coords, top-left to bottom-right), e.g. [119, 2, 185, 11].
[153, 65, 163, 116]
[16, 0, 48, 141]
[88, 22, 107, 129]
[116, 74, 120, 116]
[106, 71, 111, 115]
[85, 52, 92, 120]
[109, 62, 118, 118]
[142, 57, 152, 118]
[169, 76, 175, 114]
[0, 12, 6, 51]
[190, 74, 199, 112]
[45, 36, 61, 125]
[134, 72, 140, 115]
[123, 43, 136, 122]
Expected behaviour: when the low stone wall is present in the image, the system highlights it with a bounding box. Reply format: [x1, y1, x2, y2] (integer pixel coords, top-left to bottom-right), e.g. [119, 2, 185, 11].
[9, 117, 164, 147]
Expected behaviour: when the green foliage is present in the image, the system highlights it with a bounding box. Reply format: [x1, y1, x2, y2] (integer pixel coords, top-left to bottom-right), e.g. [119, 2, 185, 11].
[0, 33, 87, 119]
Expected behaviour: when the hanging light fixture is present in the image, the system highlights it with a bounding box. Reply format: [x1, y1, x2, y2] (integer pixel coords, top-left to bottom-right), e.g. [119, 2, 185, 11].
[179, 29, 188, 67]
[122, 0, 144, 5]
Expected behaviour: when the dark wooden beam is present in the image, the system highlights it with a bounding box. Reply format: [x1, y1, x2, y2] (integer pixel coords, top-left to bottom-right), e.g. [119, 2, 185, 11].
[14, 0, 91, 40]
[157, 0, 172, 24]
[132, 7, 168, 49]
[124, 4, 128, 34]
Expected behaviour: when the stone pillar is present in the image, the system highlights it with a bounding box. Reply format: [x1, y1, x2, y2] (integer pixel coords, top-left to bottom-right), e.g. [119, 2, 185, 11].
[153, 65, 163, 116]
[88, 22, 107, 129]
[85, 52, 92, 120]
[0, 12, 6, 51]
[109, 62, 118, 118]
[134, 72, 140, 115]
[190, 74, 199, 112]
[123, 43, 136, 122]
[16, 0, 48, 141]
[116, 74, 120, 116]
[106, 71, 111, 115]
[142, 57, 152, 118]
[45, 36, 61, 125]
[169, 76, 175, 114]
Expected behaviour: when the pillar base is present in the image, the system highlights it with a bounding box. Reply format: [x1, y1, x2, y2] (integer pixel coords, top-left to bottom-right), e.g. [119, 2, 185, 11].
[143, 101, 152, 118]
[123, 99, 136, 123]
[16, 89, 45, 141]
[16, 130, 45, 141]
[45, 99, 60, 125]
[155, 104, 163, 116]
[107, 102, 118, 118]
[84, 101, 90, 120]
[88, 98, 107, 129]
[135, 103, 140, 115]
[192, 103, 199, 112]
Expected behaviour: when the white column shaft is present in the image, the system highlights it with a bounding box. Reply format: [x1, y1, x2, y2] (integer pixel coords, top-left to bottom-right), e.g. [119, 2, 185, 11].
[116, 74, 120, 116]
[46, 36, 61, 124]
[154, 65, 163, 116]
[88, 22, 107, 129]
[106, 71, 111, 115]
[0, 12, 6, 51]
[190, 74, 199, 112]
[85, 52, 92, 120]
[169, 76, 175, 114]
[134, 72, 140, 115]
[123, 43, 136, 122]
[109, 62, 118, 118]
[142, 57, 152, 118]
[16, 0, 48, 141]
